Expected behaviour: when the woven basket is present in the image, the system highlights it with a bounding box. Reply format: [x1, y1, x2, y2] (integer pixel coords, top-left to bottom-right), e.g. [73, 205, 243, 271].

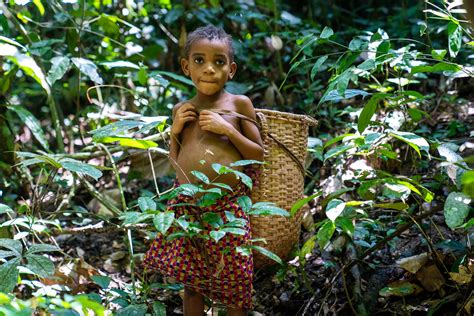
[251, 109, 317, 268]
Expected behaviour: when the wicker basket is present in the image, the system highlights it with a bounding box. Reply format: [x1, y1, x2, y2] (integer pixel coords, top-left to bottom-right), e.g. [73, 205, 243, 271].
[251, 109, 317, 268]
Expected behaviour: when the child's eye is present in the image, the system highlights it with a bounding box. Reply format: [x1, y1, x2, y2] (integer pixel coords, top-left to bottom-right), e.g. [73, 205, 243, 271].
[194, 57, 204, 64]
[215, 60, 226, 66]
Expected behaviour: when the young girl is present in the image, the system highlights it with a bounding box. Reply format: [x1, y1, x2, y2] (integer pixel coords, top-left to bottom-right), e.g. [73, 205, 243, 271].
[143, 25, 263, 316]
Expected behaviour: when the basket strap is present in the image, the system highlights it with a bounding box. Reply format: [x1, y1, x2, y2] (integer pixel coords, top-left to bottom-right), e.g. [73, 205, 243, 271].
[209, 109, 308, 176]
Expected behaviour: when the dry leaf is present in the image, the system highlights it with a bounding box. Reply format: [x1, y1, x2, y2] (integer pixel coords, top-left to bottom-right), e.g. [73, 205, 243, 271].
[416, 264, 445, 292]
[396, 252, 429, 274]
[449, 265, 472, 284]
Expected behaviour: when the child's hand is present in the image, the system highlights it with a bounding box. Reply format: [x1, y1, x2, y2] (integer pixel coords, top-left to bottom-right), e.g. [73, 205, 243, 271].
[172, 103, 198, 135]
[199, 110, 234, 136]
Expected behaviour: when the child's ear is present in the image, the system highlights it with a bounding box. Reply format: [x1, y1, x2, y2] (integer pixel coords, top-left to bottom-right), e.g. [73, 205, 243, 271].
[228, 62, 237, 80]
[181, 58, 190, 76]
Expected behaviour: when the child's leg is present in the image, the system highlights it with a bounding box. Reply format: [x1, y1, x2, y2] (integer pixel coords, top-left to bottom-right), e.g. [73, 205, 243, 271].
[227, 307, 247, 316]
[183, 287, 204, 316]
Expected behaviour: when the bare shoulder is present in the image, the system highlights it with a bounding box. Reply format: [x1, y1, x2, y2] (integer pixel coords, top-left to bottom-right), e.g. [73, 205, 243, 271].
[231, 94, 257, 119]
[172, 101, 193, 116]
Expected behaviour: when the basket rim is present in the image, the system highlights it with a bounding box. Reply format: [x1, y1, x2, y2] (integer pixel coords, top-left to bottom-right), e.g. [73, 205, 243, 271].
[255, 108, 318, 126]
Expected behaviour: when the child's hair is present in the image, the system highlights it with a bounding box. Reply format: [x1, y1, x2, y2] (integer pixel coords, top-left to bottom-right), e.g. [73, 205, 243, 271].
[184, 25, 234, 61]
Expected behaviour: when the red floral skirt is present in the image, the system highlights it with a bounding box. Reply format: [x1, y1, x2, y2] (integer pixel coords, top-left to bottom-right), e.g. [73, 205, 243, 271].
[143, 173, 257, 309]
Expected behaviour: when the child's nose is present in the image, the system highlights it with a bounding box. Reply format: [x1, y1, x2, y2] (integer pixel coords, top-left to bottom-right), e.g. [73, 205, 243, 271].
[203, 63, 216, 74]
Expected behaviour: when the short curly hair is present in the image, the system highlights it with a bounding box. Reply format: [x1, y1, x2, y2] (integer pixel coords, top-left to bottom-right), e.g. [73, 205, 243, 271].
[183, 25, 234, 61]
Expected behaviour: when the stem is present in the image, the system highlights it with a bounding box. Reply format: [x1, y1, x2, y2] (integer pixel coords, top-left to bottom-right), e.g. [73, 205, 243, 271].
[98, 144, 127, 211]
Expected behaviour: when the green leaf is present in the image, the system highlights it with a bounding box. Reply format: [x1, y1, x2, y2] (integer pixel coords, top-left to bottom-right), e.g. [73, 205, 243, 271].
[324, 144, 354, 161]
[60, 158, 103, 180]
[358, 95, 379, 134]
[431, 49, 447, 61]
[300, 235, 316, 260]
[236, 246, 252, 257]
[26, 244, 60, 254]
[90, 120, 143, 138]
[407, 108, 426, 122]
[336, 68, 353, 98]
[153, 212, 175, 235]
[310, 55, 328, 81]
[119, 212, 153, 225]
[323, 133, 357, 149]
[221, 227, 247, 236]
[448, 21, 462, 58]
[0, 258, 20, 293]
[96, 137, 158, 149]
[374, 202, 409, 210]
[153, 301, 167, 316]
[101, 60, 140, 70]
[229, 160, 264, 167]
[25, 253, 55, 277]
[71, 57, 103, 84]
[237, 196, 252, 213]
[319, 89, 370, 104]
[336, 217, 354, 237]
[444, 192, 471, 229]
[47, 56, 70, 85]
[249, 245, 283, 265]
[0, 238, 23, 256]
[210, 230, 226, 242]
[0, 204, 13, 215]
[357, 59, 376, 71]
[138, 197, 156, 212]
[320, 26, 334, 39]
[290, 191, 322, 217]
[190, 171, 210, 184]
[326, 199, 346, 222]
[202, 212, 224, 228]
[115, 304, 148, 316]
[249, 202, 289, 217]
[411, 62, 462, 74]
[389, 131, 430, 158]
[461, 170, 474, 198]
[91, 275, 111, 289]
[98, 14, 120, 35]
[317, 220, 335, 249]
[7, 105, 50, 151]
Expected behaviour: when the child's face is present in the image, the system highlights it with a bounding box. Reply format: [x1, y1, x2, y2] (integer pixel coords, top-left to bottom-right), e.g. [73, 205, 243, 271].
[181, 39, 237, 96]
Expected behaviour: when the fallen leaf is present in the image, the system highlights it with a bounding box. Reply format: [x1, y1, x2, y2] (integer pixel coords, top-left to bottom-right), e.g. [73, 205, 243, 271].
[379, 280, 423, 297]
[449, 265, 472, 284]
[396, 252, 429, 274]
[416, 264, 445, 292]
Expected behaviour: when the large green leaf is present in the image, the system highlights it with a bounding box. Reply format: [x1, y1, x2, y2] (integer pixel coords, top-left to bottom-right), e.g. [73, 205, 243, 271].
[71, 57, 103, 84]
[210, 230, 226, 242]
[310, 55, 328, 81]
[202, 212, 224, 228]
[91, 275, 111, 289]
[0, 258, 21, 293]
[249, 202, 289, 217]
[389, 131, 430, 158]
[319, 89, 370, 104]
[0, 238, 23, 256]
[357, 95, 379, 133]
[190, 170, 210, 184]
[0, 203, 13, 215]
[320, 26, 334, 39]
[25, 253, 55, 277]
[26, 244, 61, 255]
[96, 136, 158, 149]
[444, 192, 471, 229]
[90, 120, 143, 139]
[250, 245, 283, 265]
[138, 197, 156, 212]
[60, 158, 103, 180]
[325, 199, 346, 222]
[153, 212, 175, 235]
[448, 21, 462, 58]
[47, 56, 70, 85]
[324, 144, 354, 161]
[7, 105, 50, 151]
[101, 60, 140, 70]
[115, 304, 148, 316]
[153, 301, 167, 316]
[411, 62, 462, 74]
[317, 220, 335, 249]
[290, 191, 322, 217]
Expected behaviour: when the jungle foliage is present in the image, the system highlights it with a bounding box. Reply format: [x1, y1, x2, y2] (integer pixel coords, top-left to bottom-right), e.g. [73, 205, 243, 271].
[0, 0, 473, 315]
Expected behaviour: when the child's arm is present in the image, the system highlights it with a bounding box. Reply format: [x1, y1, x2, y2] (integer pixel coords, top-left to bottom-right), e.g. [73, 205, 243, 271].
[169, 103, 197, 168]
[199, 97, 263, 161]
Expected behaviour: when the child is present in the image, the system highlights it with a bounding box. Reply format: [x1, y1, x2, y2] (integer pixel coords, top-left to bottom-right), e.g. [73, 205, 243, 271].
[143, 25, 263, 316]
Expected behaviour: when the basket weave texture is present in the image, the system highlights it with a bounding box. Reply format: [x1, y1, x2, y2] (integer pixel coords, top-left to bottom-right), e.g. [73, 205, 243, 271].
[251, 109, 317, 268]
